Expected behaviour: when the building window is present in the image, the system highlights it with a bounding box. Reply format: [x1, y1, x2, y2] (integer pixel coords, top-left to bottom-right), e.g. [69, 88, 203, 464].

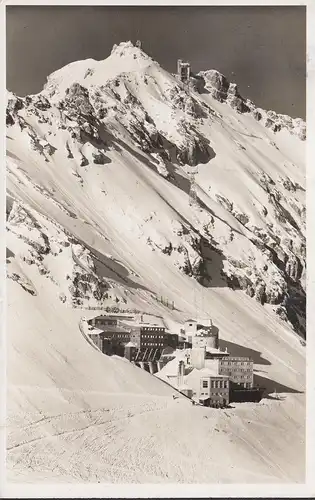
[202, 380, 208, 389]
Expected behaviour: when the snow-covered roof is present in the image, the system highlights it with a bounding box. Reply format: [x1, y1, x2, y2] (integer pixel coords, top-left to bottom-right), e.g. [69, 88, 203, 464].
[99, 325, 131, 334]
[199, 367, 219, 377]
[185, 318, 213, 327]
[131, 322, 165, 329]
[205, 346, 224, 354]
[125, 341, 137, 348]
[94, 313, 135, 319]
[199, 395, 210, 401]
[89, 328, 104, 336]
[185, 360, 223, 380]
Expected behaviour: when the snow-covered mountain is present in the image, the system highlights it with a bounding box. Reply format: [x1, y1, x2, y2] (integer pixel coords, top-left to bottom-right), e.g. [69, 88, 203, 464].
[6, 41, 306, 483]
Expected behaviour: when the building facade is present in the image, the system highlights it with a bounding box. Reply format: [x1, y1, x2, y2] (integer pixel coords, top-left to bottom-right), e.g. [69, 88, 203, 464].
[89, 325, 131, 356]
[124, 341, 137, 361]
[89, 333, 103, 351]
[190, 347, 206, 370]
[218, 356, 254, 389]
[90, 316, 117, 328]
[184, 319, 218, 348]
[102, 326, 131, 346]
[130, 325, 166, 350]
[89, 314, 134, 329]
[192, 329, 219, 350]
[177, 59, 191, 83]
[199, 375, 230, 407]
[165, 332, 179, 349]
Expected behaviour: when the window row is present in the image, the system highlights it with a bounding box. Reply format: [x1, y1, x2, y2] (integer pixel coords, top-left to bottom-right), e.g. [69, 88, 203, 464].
[220, 368, 252, 373]
[202, 380, 228, 389]
[221, 361, 251, 366]
[142, 334, 164, 339]
[142, 327, 164, 332]
[142, 342, 163, 347]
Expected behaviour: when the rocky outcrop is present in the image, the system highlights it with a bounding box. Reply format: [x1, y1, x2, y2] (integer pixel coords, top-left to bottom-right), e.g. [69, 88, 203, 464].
[198, 70, 305, 140]
[198, 70, 229, 101]
[7, 271, 37, 296]
[226, 83, 250, 113]
[64, 83, 95, 118]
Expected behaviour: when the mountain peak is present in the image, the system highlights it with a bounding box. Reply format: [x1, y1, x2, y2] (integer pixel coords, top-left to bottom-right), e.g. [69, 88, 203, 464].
[110, 40, 145, 57]
[41, 40, 154, 102]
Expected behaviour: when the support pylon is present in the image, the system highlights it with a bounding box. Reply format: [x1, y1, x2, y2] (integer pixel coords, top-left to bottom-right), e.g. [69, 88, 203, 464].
[189, 169, 198, 208]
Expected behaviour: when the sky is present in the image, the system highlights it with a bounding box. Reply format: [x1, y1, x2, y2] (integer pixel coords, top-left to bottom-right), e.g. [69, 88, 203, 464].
[6, 6, 306, 119]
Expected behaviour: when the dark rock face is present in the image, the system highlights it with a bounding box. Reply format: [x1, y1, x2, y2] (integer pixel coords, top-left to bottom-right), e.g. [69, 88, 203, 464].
[253, 110, 262, 121]
[80, 155, 89, 167]
[7, 96, 24, 114]
[225, 83, 250, 113]
[92, 151, 109, 165]
[6, 110, 14, 126]
[8, 272, 37, 295]
[211, 174, 305, 337]
[189, 74, 206, 93]
[176, 135, 214, 167]
[70, 270, 109, 305]
[197, 71, 252, 114]
[64, 83, 95, 118]
[32, 95, 51, 111]
[198, 70, 305, 140]
[200, 70, 229, 101]
[66, 142, 74, 159]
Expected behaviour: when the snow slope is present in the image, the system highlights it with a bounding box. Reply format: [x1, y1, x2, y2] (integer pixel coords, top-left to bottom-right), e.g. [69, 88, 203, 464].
[6, 41, 305, 483]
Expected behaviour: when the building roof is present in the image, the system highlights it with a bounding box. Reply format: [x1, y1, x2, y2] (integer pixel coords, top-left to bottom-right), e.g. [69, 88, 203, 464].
[221, 356, 252, 362]
[88, 327, 104, 336]
[194, 330, 215, 338]
[99, 326, 131, 334]
[205, 346, 225, 354]
[199, 367, 220, 377]
[134, 313, 165, 326]
[131, 323, 165, 329]
[95, 313, 135, 319]
[186, 360, 230, 381]
[185, 318, 213, 327]
[124, 341, 137, 348]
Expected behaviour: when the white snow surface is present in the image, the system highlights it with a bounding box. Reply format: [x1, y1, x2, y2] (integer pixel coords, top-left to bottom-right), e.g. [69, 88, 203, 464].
[6, 41, 305, 483]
